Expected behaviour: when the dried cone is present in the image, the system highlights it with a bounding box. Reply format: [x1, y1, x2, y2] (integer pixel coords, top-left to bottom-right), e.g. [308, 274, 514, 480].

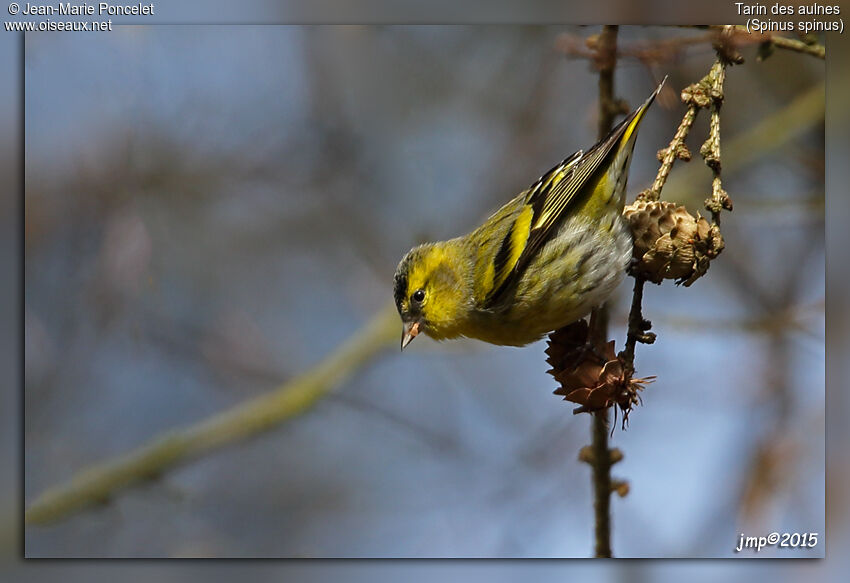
[546, 321, 654, 426]
[624, 200, 724, 286]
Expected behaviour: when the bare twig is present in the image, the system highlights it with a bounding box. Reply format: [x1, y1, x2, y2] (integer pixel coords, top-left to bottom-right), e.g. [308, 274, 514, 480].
[700, 58, 734, 225]
[643, 54, 731, 204]
[557, 32, 716, 67]
[621, 276, 655, 371]
[644, 104, 698, 201]
[592, 25, 629, 140]
[25, 305, 400, 526]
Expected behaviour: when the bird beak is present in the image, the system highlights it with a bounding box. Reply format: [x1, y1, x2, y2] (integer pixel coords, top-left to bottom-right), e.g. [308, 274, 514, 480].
[400, 321, 420, 350]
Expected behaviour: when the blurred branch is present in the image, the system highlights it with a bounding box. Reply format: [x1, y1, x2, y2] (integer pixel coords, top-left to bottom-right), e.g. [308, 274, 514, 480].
[558, 25, 824, 70]
[25, 305, 399, 526]
[557, 31, 716, 67]
[592, 26, 629, 140]
[705, 25, 825, 60]
[763, 33, 825, 59]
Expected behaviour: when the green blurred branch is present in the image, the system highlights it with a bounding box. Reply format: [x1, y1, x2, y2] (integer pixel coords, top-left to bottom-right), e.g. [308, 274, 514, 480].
[766, 34, 825, 59]
[26, 304, 400, 526]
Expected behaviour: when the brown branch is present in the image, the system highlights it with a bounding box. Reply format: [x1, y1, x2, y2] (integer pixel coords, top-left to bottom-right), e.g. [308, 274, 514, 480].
[621, 276, 655, 371]
[593, 25, 628, 140]
[590, 405, 613, 557]
[586, 305, 613, 558]
[587, 24, 620, 559]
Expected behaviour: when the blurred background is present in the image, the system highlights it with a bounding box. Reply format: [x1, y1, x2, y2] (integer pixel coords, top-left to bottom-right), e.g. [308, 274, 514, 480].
[22, 25, 824, 558]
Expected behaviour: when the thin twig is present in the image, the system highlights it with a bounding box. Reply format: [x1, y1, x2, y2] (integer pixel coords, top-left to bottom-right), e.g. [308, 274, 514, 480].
[621, 276, 654, 371]
[25, 305, 400, 526]
[700, 58, 733, 225]
[644, 104, 698, 201]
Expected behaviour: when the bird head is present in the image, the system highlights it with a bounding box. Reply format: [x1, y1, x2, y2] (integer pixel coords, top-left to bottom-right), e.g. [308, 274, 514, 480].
[393, 242, 469, 349]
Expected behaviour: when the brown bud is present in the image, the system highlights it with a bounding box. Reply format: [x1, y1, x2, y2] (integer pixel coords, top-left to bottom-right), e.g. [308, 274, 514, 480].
[681, 82, 712, 108]
[700, 139, 721, 171]
[612, 479, 630, 497]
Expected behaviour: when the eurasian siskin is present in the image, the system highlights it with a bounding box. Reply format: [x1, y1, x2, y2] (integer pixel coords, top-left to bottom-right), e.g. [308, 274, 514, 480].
[394, 80, 664, 349]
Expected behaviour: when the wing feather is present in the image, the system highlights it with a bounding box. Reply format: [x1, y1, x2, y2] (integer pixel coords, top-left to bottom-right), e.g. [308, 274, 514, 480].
[483, 80, 664, 306]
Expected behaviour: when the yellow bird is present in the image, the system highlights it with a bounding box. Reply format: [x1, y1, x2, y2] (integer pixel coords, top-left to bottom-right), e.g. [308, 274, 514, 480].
[394, 80, 664, 349]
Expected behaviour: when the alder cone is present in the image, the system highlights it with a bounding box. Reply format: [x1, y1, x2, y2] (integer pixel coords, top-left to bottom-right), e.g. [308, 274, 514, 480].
[624, 200, 724, 286]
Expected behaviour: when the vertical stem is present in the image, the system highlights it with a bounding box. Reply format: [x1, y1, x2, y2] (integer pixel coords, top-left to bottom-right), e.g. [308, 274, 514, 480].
[588, 24, 619, 559]
[596, 25, 620, 139]
[589, 304, 613, 558]
[591, 407, 612, 557]
[704, 59, 729, 226]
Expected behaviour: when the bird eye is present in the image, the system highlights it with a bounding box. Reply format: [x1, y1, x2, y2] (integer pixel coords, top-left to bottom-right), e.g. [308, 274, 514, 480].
[412, 289, 425, 303]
